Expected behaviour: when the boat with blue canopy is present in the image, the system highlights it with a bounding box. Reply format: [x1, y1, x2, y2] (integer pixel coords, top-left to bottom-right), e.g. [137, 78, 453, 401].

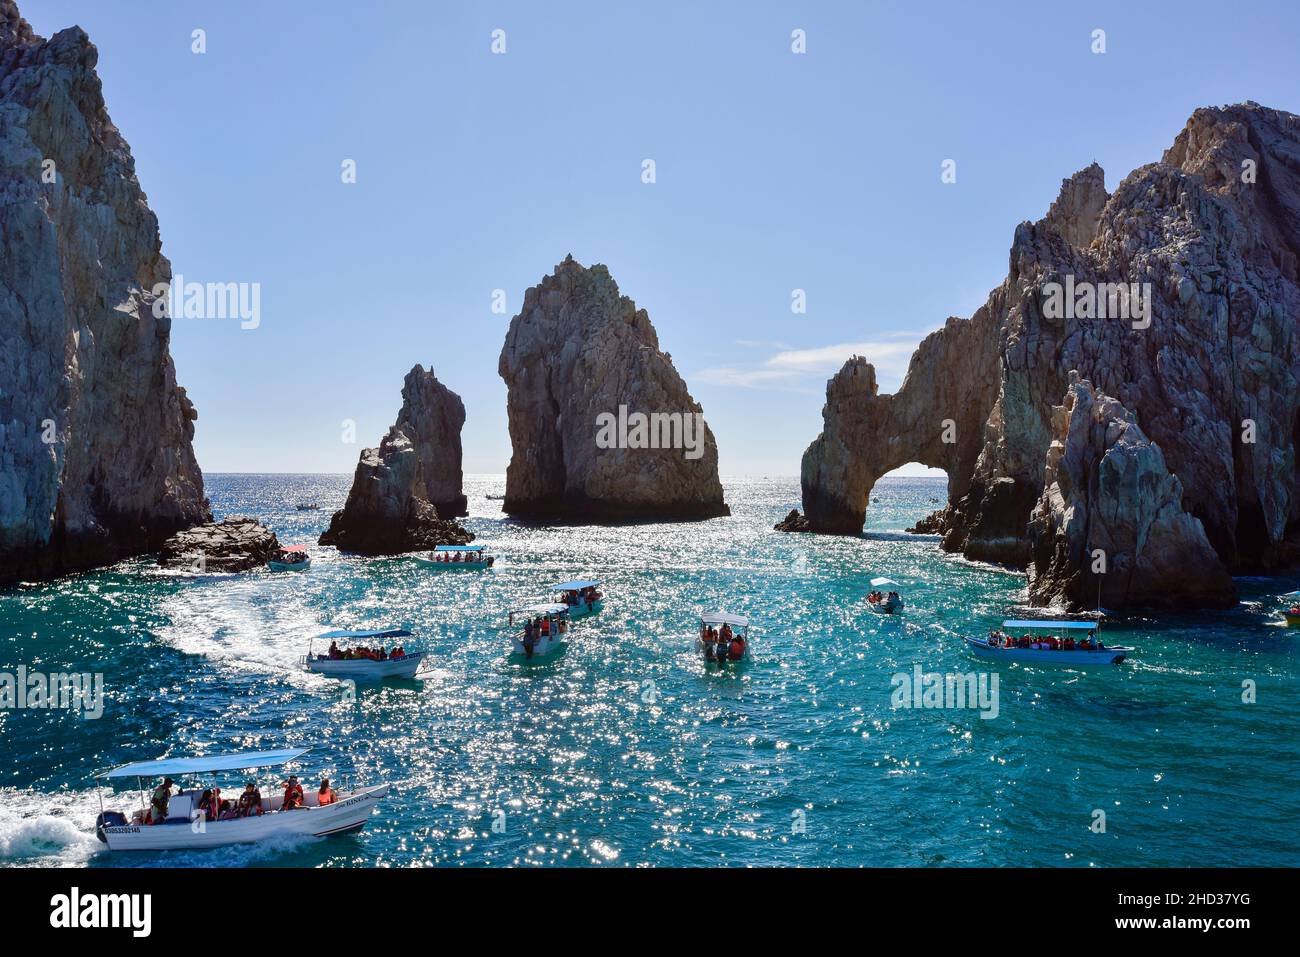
[965, 619, 1133, 665]
[509, 602, 569, 659]
[416, 544, 495, 570]
[867, 577, 904, 614]
[92, 746, 389, 851]
[550, 579, 604, 616]
[302, 627, 424, 679]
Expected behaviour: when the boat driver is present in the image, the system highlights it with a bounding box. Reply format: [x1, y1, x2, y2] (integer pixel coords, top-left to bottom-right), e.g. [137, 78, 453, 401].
[150, 777, 175, 824]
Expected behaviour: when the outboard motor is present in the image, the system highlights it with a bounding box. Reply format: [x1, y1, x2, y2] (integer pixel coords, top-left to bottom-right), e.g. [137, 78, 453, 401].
[94, 810, 128, 843]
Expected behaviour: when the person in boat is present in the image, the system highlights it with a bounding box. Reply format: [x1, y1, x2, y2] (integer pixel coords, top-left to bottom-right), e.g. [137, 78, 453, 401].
[328, 640, 341, 660]
[702, 627, 717, 661]
[391, 644, 404, 658]
[282, 775, 304, 811]
[522, 617, 537, 658]
[149, 777, 175, 823]
[237, 782, 264, 817]
[728, 634, 746, 661]
[318, 779, 337, 806]
[196, 788, 217, 822]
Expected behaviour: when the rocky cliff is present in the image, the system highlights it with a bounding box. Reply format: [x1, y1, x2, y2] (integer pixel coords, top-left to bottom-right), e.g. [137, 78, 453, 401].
[796, 102, 1300, 609]
[319, 364, 471, 554]
[499, 256, 728, 521]
[0, 1, 209, 585]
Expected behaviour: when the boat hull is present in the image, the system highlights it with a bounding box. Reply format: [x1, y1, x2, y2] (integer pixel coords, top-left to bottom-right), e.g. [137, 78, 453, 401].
[1284, 612, 1300, 627]
[415, 557, 493, 571]
[964, 636, 1130, 665]
[565, 598, 603, 618]
[268, 558, 310, 572]
[511, 631, 565, 659]
[868, 599, 903, 614]
[303, 653, 425, 680]
[101, 784, 389, 851]
[696, 638, 750, 664]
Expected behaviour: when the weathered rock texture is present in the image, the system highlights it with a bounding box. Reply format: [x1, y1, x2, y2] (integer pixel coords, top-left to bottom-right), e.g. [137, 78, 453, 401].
[319, 365, 472, 554]
[159, 518, 279, 573]
[799, 102, 1300, 609]
[1027, 375, 1235, 609]
[774, 508, 813, 532]
[499, 256, 729, 521]
[0, 1, 209, 585]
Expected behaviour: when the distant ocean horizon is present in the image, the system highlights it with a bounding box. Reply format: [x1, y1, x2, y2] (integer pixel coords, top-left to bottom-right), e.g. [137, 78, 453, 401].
[2, 474, 1296, 868]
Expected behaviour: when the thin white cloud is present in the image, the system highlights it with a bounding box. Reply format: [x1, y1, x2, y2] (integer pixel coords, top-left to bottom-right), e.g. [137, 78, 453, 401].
[696, 330, 933, 391]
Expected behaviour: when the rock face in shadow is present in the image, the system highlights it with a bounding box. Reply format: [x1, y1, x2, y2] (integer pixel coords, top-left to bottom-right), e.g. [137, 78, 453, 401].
[1027, 375, 1236, 610]
[498, 256, 729, 521]
[159, 518, 279, 573]
[797, 102, 1300, 608]
[0, 2, 210, 585]
[319, 365, 471, 555]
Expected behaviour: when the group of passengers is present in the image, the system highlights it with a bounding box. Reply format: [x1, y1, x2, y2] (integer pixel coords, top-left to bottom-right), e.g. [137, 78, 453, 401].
[700, 621, 746, 662]
[150, 775, 340, 824]
[867, 590, 900, 605]
[985, 630, 1105, 651]
[429, 550, 487, 564]
[559, 585, 601, 607]
[323, 640, 405, 660]
[520, 614, 567, 658]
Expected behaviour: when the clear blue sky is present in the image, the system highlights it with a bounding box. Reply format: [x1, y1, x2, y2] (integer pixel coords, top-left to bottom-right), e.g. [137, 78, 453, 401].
[27, 0, 1300, 475]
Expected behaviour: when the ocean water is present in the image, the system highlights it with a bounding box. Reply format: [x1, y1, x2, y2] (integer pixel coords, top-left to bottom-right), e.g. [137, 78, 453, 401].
[1, 474, 1297, 868]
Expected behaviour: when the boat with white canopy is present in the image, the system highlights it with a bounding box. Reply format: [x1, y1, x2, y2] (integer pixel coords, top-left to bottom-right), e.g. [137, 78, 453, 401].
[697, 611, 751, 663]
[550, 580, 604, 616]
[301, 628, 424, 680]
[965, 619, 1133, 665]
[509, 603, 570, 659]
[866, 577, 904, 614]
[92, 747, 389, 851]
[416, 544, 495, 570]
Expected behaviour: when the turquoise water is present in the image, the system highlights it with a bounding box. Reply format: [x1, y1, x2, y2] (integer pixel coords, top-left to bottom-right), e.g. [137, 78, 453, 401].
[1, 475, 1297, 867]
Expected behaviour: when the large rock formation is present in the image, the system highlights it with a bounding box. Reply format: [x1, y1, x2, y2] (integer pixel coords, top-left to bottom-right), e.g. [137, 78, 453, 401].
[159, 518, 280, 573]
[498, 256, 729, 521]
[319, 365, 472, 555]
[1027, 375, 1235, 610]
[0, 2, 209, 585]
[798, 102, 1300, 608]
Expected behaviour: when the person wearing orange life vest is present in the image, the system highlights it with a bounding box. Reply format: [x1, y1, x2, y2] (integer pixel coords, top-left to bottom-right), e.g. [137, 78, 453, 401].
[281, 774, 304, 810]
[317, 778, 337, 806]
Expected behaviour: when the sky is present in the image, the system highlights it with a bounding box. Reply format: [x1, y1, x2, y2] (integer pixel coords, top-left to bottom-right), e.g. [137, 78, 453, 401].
[25, 0, 1300, 475]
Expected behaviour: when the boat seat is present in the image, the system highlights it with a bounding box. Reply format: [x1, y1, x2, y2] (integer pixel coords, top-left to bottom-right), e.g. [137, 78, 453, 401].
[165, 794, 194, 822]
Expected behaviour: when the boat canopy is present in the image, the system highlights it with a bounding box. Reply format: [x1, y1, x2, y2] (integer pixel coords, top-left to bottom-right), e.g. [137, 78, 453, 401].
[517, 602, 569, 616]
[281, 544, 308, 553]
[317, 628, 411, 640]
[99, 747, 310, 780]
[434, 545, 485, 552]
[1002, 619, 1097, 631]
[870, 577, 899, 588]
[701, 612, 749, 629]
[551, 580, 600, 591]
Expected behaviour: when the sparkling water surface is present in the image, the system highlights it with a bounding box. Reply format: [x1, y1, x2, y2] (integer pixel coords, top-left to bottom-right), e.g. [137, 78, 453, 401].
[1, 475, 1296, 867]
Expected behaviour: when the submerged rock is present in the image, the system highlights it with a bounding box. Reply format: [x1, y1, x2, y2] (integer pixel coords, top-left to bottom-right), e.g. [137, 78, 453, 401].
[0, 1, 210, 585]
[159, 519, 279, 573]
[798, 102, 1300, 608]
[1027, 376, 1236, 609]
[498, 256, 729, 522]
[774, 509, 813, 532]
[319, 365, 472, 555]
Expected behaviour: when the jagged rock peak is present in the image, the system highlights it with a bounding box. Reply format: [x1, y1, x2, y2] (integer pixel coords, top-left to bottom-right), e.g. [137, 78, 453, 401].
[318, 365, 470, 555]
[498, 256, 728, 521]
[1043, 162, 1109, 248]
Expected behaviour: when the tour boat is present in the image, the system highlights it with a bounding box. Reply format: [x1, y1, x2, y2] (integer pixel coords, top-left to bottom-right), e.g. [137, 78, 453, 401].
[550, 580, 604, 617]
[295, 503, 320, 511]
[697, 611, 751, 664]
[301, 628, 425, 680]
[867, 577, 905, 614]
[1279, 592, 1300, 626]
[509, 603, 570, 659]
[415, 544, 495, 570]
[268, 544, 311, 572]
[964, 619, 1133, 665]
[92, 747, 388, 851]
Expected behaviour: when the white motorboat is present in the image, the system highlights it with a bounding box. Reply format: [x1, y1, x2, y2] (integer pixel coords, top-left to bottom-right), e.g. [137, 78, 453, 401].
[867, 577, 905, 614]
[93, 747, 388, 851]
[965, 619, 1133, 666]
[697, 611, 751, 664]
[551, 580, 604, 617]
[415, 544, 495, 570]
[510, 603, 570, 659]
[301, 628, 425, 680]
